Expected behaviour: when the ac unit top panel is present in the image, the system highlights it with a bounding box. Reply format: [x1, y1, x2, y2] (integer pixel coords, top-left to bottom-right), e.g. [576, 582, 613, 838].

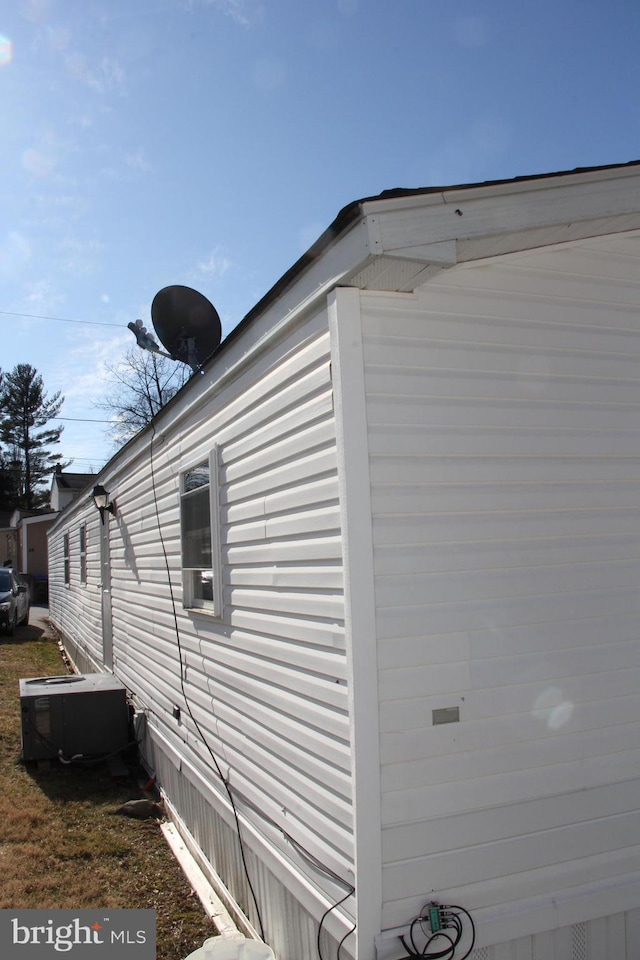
[19, 673, 126, 698]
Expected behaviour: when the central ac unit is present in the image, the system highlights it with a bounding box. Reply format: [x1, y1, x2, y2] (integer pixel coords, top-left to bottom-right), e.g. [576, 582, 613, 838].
[19, 673, 130, 762]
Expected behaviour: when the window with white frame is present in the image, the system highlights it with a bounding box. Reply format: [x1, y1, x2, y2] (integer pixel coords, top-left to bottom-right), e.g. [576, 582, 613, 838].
[180, 450, 222, 614]
[79, 524, 87, 584]
[63, 534, 70, 585]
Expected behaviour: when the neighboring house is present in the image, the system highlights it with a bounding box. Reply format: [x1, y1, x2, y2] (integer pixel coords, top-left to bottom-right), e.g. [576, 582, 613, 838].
[11, 511, 51, 575]
[48, 161, 640, 960]
[0, 471, 93, 594]
[0, 508, 17, 567]
[50, 466, 95, 512]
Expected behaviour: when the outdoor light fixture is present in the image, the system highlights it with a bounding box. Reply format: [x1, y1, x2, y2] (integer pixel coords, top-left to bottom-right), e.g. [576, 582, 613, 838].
[92, 484, 115, 524]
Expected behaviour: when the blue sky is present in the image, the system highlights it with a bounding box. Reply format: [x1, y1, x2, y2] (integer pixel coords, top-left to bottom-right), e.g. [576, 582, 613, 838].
[1, 0, 639, 471]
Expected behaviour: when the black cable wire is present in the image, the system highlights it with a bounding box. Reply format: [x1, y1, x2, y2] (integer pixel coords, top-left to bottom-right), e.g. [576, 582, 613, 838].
[397, 903, 476, 960]
[148, 424, 266, 941]
[336, 919, 357, 960]
[317, 888, 354, 960]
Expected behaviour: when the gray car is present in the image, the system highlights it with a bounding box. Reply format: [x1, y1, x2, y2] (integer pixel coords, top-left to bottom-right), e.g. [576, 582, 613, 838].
[0, 568, 30, 635]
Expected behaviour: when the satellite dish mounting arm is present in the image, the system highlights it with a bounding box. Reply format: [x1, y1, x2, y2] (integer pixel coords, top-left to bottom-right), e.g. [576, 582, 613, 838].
[128, 320, 199, 369]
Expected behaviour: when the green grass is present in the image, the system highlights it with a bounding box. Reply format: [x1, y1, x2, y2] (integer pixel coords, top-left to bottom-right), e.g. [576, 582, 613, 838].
[0, 618, 216, 959]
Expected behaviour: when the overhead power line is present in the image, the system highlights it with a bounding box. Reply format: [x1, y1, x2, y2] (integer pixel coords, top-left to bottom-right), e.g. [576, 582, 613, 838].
[56, 416, 114, 423]
[0, 309, 121, 328]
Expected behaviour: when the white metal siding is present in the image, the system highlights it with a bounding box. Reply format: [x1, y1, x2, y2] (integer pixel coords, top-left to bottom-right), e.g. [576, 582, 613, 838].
[48, 505, 105, 672]
[49, 308, 353, 958]
[117, 315, 350, 856]
[362, 233, 640, 938]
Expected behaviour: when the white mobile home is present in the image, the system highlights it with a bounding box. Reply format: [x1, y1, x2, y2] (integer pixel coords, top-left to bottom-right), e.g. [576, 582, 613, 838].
[49, 161, 640, 960]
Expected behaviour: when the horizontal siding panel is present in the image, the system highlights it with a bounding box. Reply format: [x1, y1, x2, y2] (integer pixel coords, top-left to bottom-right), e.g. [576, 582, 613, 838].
[507, 244, 640, 281]
[382, 811, 640, 898]
[225, 606, 344, 647]
[225, 534, 342, 564]
[374, 558, 640, 607]
[370, 453, 640, 484]
[374, 534, 640, 576]
[181, 627, 347, 681]
[183, 666, 350, 752]
[212, 332, 332, 437]
[366, 366, 640, 405]
[221, 389, 334, 466]
[363, 336, 640, 381]
[222, 447, 338, 504]
[222, 476, 339, 524]
[225, 586, 344, 622]
[221, 419, 337, 484]
[381, 637, 640, 700]
[224, 505, 341, 543]
[364, 306, 640, 352]
[184, 635, 348, 707]
[369, 423, 640, 457]
[373, 507, 640, 544]
[367, 394, 640, 430]
[376, 614, 640, 669]
[382, 778, 640, 861]
[376, 586, 640, 640]
[380, 691, 640, 765]
[373, 477, 640, 517]
[381, 747, 640, 825]
[425, 262, 640, 307]
[380, 665, 640, 734]
[179, 662, 351, 771]
[186, 701, 352, 816]
[183, 706, 352, 833]
[225, 564, 343, 590]
[381, 720, 640, 791]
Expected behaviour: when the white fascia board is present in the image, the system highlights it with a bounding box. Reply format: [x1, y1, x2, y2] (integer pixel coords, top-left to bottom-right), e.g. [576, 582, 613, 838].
[363, 164, 640, 266]
[19, 514, 55, 526]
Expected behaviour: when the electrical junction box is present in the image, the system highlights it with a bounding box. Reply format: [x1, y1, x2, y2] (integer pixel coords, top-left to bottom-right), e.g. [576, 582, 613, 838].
[19, 673, 129, 762]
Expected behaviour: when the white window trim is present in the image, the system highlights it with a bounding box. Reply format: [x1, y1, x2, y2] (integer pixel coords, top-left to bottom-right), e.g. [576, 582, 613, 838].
[181, 445, 223, 618]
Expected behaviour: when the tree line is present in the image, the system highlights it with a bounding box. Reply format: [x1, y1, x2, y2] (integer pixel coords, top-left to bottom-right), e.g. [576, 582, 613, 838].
[0, 364, 67, 512]
[0, 351, 190, 513]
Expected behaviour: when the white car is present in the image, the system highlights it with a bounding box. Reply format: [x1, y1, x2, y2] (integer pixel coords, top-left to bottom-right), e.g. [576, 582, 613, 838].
[0, 568, 30, 636]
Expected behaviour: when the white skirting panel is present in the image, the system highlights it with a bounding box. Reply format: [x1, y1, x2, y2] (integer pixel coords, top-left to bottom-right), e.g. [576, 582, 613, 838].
[147, 731, 352, 960]
[57, 629, 105, 676]
[376, 909, 640, 960]
[466, 909, 640, 960]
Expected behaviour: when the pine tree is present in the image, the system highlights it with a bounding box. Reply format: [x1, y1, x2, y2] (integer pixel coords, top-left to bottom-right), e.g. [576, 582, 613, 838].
[0, 364, 66, 509]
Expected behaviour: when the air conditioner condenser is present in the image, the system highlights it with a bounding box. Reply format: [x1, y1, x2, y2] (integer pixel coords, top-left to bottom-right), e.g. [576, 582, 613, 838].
[19, 673, 130, 762]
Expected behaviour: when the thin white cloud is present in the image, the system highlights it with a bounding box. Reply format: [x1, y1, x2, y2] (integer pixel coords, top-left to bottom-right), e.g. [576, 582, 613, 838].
[22, 147, 56, 178]
[22, 278, 65, 313]
[126, 148, 153, 174]
[65, 52, 127, 96]
[196, 247, 233, 279]
[202, 0, 264, 27]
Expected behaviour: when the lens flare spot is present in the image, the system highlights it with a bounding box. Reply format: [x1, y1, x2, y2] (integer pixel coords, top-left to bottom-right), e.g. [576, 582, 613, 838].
[0, 35, 12, 65]
[532, 687, 574, 730]
[22, 147, 55, 178]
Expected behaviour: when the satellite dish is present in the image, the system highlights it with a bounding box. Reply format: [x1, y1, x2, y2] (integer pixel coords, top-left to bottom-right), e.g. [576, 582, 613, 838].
[151, 285, 222, 371]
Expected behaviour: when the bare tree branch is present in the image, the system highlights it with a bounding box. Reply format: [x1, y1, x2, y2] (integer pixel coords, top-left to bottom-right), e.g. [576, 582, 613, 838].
[96, 348, 191, 447]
